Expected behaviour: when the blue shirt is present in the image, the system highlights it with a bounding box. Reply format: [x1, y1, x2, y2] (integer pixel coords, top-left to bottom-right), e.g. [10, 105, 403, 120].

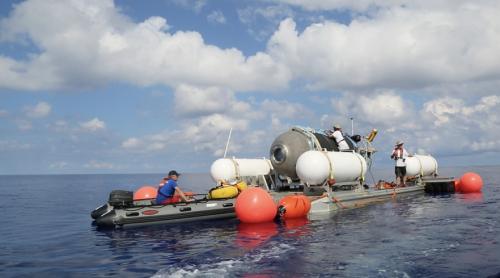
[156, 179, 177, 204]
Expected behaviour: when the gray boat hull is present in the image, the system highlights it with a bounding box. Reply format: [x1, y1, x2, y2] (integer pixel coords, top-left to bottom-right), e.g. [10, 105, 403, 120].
[92, 199, 236, 229]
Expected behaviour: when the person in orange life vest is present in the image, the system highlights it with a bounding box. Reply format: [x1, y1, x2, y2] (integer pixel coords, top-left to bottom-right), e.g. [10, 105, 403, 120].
[391, 141, 411, 186]
[156, 170, 191, 204]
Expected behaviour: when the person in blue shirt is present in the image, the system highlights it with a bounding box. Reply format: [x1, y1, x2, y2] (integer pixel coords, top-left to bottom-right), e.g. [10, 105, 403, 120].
[156, 170, 191, 204]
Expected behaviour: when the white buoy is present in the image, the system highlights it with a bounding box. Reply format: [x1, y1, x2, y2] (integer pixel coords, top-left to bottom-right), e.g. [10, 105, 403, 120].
[210, 158, 272, 183]
[296, 150, 367, 185]
[405, 155, 438, 177]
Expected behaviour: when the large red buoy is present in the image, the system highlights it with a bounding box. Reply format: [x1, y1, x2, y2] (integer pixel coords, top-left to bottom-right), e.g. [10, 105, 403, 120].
[278, 195, 311, 219]
[133, 185, 158, 200]
[459, 172, 483, 193]
[235, 187, 277, 223]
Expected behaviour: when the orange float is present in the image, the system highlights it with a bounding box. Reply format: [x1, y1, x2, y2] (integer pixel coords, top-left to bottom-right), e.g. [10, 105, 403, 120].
[133, 185, 158, 200]
[459, 172, 483, 193]
[278, 194, 311, 219]
[235, 187, 277, 223]
[296, 194, 311, 213]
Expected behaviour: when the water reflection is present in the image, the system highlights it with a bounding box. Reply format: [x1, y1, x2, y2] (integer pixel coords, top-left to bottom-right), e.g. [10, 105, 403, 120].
[457, 192, 484, 203]
[235, 222, 278, 250]
[282, 217, 311, 238]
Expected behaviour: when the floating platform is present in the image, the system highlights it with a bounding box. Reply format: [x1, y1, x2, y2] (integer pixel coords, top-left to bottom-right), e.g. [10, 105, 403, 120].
[91, 178, 455, 229]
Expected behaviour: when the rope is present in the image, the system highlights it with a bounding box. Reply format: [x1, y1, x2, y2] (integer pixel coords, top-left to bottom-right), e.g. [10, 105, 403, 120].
[332, 196, 347, 209]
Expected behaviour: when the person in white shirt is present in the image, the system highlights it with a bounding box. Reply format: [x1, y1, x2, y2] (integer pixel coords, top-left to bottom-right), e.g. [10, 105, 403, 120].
[391, 140, 410, 186]
[329, 124, 350, 151]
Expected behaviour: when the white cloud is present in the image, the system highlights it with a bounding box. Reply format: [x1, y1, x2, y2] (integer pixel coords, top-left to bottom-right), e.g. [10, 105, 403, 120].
[3, 1, 500, 95]
[24, 101, 51, 118]
[422, 97, 464, 126]
[363, 93, 500, 156]
[267, 2, 500, 91]
[471, 140, 500, 152]
[173, 84, 259, 121]
[0, 0, 290, 92]
[50, 120, 69, 132]
[261, 99, 310, 119]
[270, 0, 483, 12]
[120, 113, 244, 156]
[330, 91, 414, 131]
[174, 85, 236, 116]
[121, 134, 170, 152]
[309, 92, 500, 163]
[172, 0, 207, 13]
[207, 10, 226, 24]
[80, 117, 106, 132]
[122, 137, 142, 149]
[15, 119, 32, 131]
[179, 113, 249, 156]
[84, 160, 115, 169]
[0, 140, 31, 151]
[49, 161, 68, 169]
[238, 4, 294, 41]
[0, 109, 8, 117]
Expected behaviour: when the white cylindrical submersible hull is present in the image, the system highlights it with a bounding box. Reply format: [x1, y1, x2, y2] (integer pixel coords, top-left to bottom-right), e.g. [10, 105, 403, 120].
[210, 158, 272, 182]
[296, 151, 367, 185]
[405, 155, 438, 177]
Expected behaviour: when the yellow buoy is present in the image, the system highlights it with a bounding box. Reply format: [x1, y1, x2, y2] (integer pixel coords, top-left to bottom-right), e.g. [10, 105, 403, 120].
[236, 181, 248, 192]
[208, 185, 239, 199]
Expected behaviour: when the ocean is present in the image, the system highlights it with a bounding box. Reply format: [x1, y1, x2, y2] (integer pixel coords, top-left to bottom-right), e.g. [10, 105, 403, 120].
[1, 166, 499, 277]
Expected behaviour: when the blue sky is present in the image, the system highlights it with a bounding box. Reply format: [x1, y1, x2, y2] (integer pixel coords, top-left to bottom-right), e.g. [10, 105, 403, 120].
[1, 0, 500, 174]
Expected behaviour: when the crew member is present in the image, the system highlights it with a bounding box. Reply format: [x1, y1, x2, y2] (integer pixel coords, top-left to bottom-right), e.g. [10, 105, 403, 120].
[329, 124, 350, 151]
[391, 141, 410, 187]
[156, 170, 191, 204]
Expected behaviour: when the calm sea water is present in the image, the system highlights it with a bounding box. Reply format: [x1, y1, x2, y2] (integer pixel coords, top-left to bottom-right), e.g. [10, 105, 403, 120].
[1, 166, 499, 277]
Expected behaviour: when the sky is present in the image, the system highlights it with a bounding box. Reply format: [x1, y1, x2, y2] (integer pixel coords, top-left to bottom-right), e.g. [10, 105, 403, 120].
[1, 0, 500, 175]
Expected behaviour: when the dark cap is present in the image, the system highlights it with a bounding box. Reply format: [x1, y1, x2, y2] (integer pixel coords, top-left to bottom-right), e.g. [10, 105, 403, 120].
[168, 170, 180, 176]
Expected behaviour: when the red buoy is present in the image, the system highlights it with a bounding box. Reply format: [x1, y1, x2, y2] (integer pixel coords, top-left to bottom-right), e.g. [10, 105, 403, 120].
[278, 195, 311, 219]
[133, 185, 158, 200]
[459, 172, 483, 193]
[235, 187, 277, 223]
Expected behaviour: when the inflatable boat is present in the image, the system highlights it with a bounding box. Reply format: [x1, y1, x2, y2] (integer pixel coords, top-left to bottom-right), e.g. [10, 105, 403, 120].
[91, 190, 236, 229]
